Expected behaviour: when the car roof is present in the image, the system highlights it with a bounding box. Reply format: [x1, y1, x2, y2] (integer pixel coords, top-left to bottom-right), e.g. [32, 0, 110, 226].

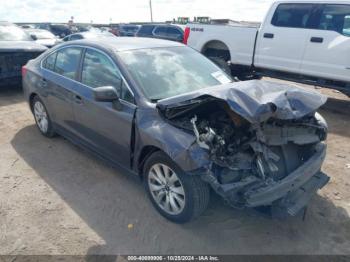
[0, 22, 16, 26]
[59, 37, 183, 52]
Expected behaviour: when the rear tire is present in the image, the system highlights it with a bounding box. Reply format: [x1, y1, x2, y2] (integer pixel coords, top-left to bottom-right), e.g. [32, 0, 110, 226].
[31, 96, 56, 138]
[143, 151, 210, 223]
[208, 57, 231, 75]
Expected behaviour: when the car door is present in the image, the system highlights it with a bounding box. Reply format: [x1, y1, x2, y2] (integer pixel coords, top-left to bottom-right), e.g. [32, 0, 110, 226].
[41, 46, 83, 135]
[255, 3, 315, 74]
[72, 48, 136, 167]
[300, 4, 350, 82]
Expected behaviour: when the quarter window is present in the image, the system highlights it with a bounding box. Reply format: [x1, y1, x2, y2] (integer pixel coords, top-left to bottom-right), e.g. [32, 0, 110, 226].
[167, 27, 183, 38]
[81, 49, 133, 103]
[318, 5, 350, 36]
[54, 47, 82, 80]
[271, 4, 315, 28]
[43, 52, 57, 71]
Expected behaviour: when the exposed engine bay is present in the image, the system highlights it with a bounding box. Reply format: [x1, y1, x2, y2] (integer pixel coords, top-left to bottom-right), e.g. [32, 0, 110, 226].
[161, 97, 329, 216]
[157, 81, 330, 217]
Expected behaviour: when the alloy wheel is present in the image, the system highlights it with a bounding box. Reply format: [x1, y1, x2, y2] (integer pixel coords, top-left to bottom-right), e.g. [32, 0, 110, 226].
[148, 163, 186, 215]
[33, 101, 49, 134]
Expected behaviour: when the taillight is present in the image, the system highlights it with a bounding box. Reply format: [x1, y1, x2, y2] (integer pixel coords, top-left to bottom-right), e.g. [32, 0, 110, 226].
[22, 66, 28, 78]
[183, 27, 190, 45]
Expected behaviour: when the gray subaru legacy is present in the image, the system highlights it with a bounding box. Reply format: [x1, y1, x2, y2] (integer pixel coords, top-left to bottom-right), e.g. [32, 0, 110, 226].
[22, 37, 329, 223]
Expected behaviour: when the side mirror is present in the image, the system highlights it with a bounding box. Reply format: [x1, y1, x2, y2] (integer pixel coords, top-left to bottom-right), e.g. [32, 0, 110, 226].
[93, 86, 120, 102]
[31, 34, 38, 40]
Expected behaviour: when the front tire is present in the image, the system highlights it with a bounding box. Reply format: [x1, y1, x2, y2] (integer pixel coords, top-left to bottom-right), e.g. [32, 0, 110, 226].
[144, 151, 210, 223]
[31, 96, 56, 138]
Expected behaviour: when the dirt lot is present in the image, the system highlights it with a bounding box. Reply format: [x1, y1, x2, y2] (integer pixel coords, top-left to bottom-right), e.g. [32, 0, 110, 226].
[0, 82, 350, 255]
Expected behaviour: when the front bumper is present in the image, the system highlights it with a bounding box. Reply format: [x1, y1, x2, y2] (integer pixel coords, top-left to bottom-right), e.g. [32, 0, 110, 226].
[202, 143, 329, 217]
[244, 143, 327, 207]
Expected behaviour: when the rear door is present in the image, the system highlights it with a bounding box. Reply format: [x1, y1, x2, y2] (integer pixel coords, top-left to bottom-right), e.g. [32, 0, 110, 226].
[255, 3, 316, 74]
[72, 48, 136, 167]
[301, 4, 350, 82]
[41, 46, 83, 134]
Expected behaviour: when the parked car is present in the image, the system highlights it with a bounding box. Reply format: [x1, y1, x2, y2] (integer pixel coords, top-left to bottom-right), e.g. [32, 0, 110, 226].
[0, 22, 47, 86]
[185, 0, 350, 95]
[110, 24, 140, 36]
[136, 24, 185, 42]
[22, 38, 329, 223]
[20, 24, 36, 29]
[25, 29, 61, 48]
[62, 31, 115, 42]
[36, 23, 72, 38]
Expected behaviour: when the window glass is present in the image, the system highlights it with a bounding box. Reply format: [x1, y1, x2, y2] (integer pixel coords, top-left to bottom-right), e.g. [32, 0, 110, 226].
[138, 25, 155, 35]
[43, 52, 57, 71]
[118, 47, 232, 101]
[54, 47, 82, 80]
[167, 27, 182, 38]
[318, 5, 350, 36]
[69, 34, 83, 41]
[271, 4, 314, 28]
[154, 26, 167, 36]
[82, 49, 133, 102]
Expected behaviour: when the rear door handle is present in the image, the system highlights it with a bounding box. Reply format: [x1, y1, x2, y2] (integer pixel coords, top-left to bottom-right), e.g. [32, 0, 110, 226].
[310, 37, 323, 43]
[263, 33, 274, 39]
[74, 95, 83, 104]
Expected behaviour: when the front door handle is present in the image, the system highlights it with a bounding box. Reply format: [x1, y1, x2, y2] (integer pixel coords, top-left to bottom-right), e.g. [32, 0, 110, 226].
[310, 37, 323, 43]
[263, 33, 274, 39]
[74, 95, 83, 104]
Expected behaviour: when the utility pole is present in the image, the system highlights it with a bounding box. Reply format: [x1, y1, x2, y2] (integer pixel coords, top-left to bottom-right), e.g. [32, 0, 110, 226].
[149, 0, 153, 22]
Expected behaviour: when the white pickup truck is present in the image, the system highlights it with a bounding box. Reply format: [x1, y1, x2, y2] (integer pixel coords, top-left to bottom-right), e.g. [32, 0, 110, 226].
[185, 0, 350, 95]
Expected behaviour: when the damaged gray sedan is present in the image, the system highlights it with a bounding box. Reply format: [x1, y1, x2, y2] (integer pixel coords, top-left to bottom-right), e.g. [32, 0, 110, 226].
[23, 38, 329, 223]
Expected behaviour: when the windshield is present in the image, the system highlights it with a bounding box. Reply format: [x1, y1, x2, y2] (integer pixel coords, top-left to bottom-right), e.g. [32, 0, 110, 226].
[118, 47, 232, 101]
[0, 25, 32, 41]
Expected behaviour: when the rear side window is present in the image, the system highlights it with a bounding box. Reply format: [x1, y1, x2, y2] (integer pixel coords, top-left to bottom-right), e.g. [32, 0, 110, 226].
[137, 25, 155, 35]
[154, 26, 168, 36]
[167, 27, 183, 37]
[271, 4, 315, 28]
[43, 52, 57, 71]
[69, 34, 83, 41]
[318, 4, 350, 36]
[54, 47, 82, 80]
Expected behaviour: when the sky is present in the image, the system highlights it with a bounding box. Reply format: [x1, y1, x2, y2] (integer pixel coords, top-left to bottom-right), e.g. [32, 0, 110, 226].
[1, 0, 274, 24]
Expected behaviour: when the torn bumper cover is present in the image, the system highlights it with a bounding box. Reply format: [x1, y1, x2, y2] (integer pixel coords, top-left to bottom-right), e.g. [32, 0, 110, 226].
[201, 143, 329, 217]
[244, 143, 328, 209]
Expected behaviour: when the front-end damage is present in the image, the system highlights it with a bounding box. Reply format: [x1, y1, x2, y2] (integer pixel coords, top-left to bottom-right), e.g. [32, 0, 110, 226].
[157, 80, 330, 217]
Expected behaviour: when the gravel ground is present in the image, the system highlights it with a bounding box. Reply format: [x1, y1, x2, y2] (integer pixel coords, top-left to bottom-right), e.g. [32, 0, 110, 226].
[0, 82, 349, 255]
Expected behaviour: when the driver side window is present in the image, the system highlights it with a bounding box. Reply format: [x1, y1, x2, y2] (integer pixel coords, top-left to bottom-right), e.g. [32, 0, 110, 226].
[81, 49, 134, 103]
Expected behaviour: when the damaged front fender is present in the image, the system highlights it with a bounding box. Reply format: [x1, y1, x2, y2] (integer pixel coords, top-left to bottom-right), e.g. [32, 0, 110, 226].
[134, 108, 211, 173]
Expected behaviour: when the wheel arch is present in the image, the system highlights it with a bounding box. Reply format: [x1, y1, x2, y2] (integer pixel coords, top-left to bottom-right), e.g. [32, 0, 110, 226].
[29, 92, 39, 112]
[201, 39, 231, 62]
[137, 145, 162, 179]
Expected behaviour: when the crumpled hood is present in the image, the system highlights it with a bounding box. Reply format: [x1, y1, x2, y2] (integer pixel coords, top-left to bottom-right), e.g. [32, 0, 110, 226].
[0, 41, 48, 52]
[157, 80, 327, 123]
